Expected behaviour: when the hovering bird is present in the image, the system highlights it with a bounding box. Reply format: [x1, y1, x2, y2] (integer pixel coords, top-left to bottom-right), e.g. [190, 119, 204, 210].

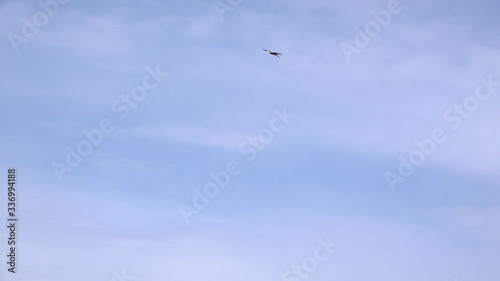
[262, 48, 282, 58]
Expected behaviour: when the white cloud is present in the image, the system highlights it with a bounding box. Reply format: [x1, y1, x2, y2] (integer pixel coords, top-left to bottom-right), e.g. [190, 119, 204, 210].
[117, 124, 249, 149]
[0, 2, 34, 36]
[38, 12, 133, 55]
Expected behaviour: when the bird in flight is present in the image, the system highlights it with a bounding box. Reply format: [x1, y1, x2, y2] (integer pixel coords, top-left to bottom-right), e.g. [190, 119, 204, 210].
[262, 48, 282, 58]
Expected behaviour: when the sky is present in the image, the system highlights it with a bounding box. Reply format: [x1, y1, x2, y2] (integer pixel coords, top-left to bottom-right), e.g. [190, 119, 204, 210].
[1, 0, 500, 280]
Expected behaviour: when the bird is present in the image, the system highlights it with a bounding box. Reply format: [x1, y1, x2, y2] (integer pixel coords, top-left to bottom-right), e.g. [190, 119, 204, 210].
[262, 48, 282, 58]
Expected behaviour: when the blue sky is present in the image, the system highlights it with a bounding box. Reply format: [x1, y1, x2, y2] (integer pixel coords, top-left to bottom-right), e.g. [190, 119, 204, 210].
[1, 0, 500, 280]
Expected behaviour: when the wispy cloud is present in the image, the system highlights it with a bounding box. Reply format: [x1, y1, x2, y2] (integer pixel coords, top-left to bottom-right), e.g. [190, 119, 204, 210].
[117, 124, 249, 149]
[1, 0, 500, 280]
